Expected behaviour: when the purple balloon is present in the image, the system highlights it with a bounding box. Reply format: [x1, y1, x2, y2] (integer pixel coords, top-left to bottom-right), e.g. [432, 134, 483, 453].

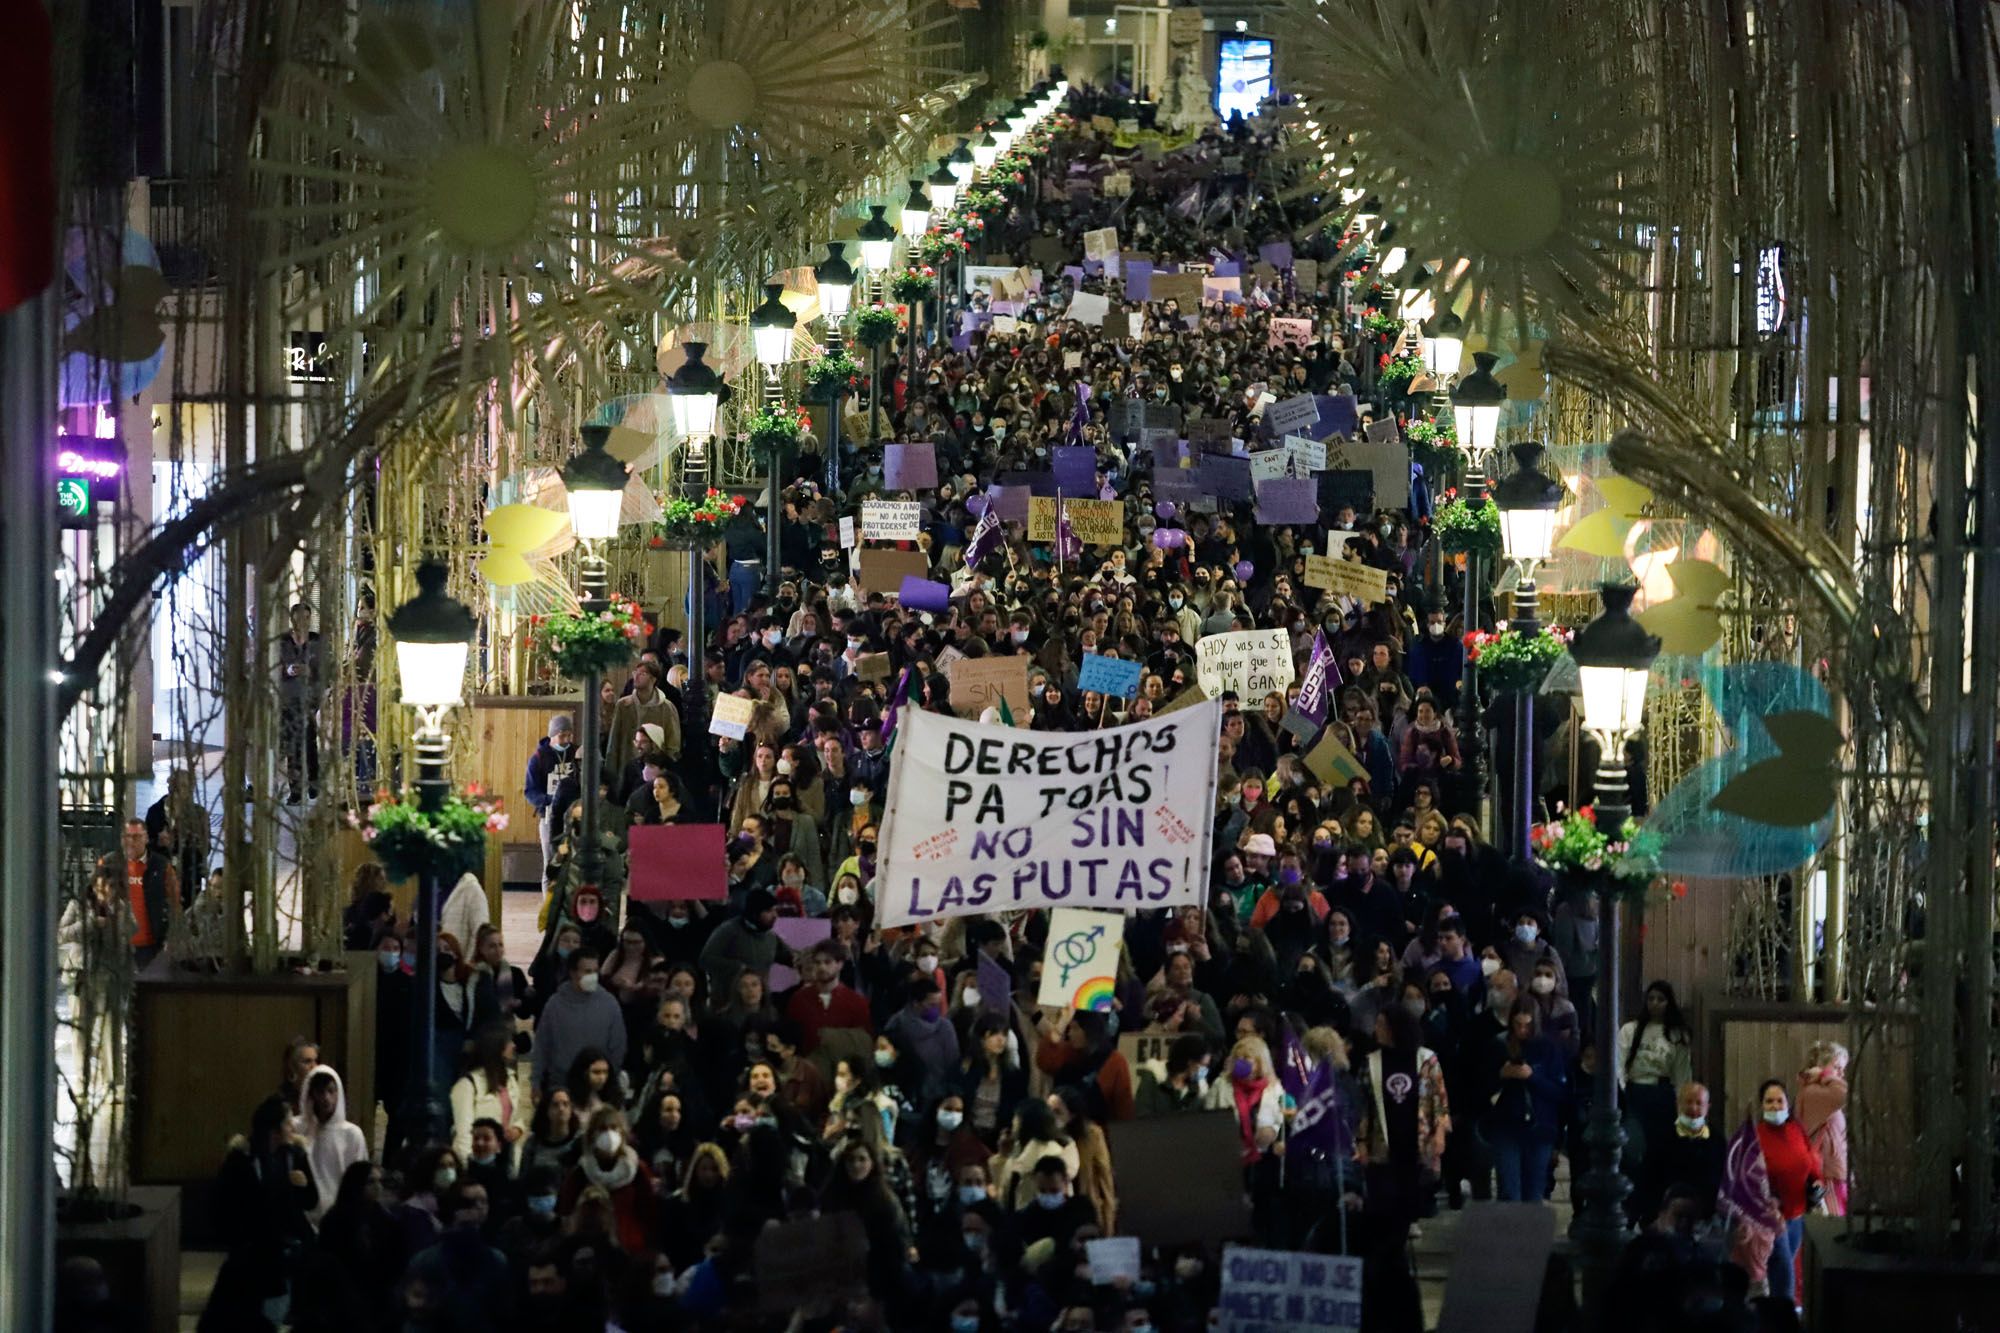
[1154, 501, 1176, 520]
[965, 494, 987, 516]
[1234, 560, 1254, 581]
[1153, 527, 1187, 550]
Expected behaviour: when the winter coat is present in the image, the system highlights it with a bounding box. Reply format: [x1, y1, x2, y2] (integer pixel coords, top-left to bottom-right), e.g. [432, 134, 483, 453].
[298, 1066, 367, 1226]
[698, 916, 784, 997]
[524, 738, 579, 815]
[439, 873, 491, 967]
[449, 1064, 532, 1166]
[531, 980, 627, 1093]
[884, 1005, 962, 1102]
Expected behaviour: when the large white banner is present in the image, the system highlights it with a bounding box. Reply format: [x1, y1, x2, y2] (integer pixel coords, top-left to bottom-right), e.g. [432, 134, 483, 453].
[876, 703, 1222, 926]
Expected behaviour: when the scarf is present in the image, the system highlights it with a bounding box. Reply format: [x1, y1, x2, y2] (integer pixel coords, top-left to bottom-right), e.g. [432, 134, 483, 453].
[1718, 1120, 1781, 1238]
[1232, 1077, 1269, 1163]
[581, 1147, 639, 1194]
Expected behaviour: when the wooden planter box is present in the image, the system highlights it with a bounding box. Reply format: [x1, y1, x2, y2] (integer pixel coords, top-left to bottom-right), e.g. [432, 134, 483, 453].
[1803, 1215, 2000, 1332]
[58, 1185, 180, 1333]
[132, 957, 374, 1244]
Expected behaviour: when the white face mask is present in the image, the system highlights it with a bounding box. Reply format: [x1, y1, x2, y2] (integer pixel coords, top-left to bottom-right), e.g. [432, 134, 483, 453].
[578, 972, 601, 992]
[917, 954, 939, 974]
[1480, 957, 1501, 977]
[1515, 923, 1540, 944]
[775, 758, 794, 776]
[960, 987, 981, 1008]
[652, 1271, 676, 1298]
[1677, 1114, 1706, 1132]
[849, 789, 869, 808]
[1530, 975, 1556, 995]
[837, 885, 860, 905]
[937, 1109, 965, 1132]
[595, 1129, 623, 1155]
[1763, 1108, 1789, 1126]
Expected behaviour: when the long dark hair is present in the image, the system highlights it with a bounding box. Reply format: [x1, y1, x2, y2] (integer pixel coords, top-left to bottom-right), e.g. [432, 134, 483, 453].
[468, 1021, 513, 1095]
[1624, 979, 1690, 1072]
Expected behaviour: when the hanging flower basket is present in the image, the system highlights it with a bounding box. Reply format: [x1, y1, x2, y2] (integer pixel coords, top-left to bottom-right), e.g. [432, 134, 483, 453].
[1433, 493, 1503, 560]
[1533, 808, 1665, 897]
[1376, 352, 1424, 396]
[890, 265, 938, 301]
[745, 402, 807, 461]
[650, 488, 744, 548]
[1361, 307, 1402, 337]
[1406, 415, 1462, 481]
[851, 305, 902, 349]
[801, 348, 862, 404]
[1464, 625, 1571, 693]
[349, 785, 506, 882]
[535, 596, 649, 678]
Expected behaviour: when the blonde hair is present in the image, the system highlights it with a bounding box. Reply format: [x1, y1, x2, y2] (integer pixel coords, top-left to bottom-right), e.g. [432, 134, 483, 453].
[1805, 1039, 1850, 1071]
[1303, 1025, 1349, 1070]
[1227, 1035, 1276, 1083]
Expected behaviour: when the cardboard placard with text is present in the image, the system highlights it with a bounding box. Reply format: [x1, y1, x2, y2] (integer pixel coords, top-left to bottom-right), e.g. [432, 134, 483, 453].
[857, 547, 930, 595]
[1149, 272, 1203, 308]
[708, 692, 757, 740]
[1027, 496, 1122, 545]
[1083, 226, 1120, 260]
[1314, 558, 1390, 604]
[946, 653, 1032, 720]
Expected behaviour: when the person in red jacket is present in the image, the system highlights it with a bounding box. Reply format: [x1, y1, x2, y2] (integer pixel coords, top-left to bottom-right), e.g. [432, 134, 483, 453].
[783, 941, 873, 1054]
[558, 1106, 657, 1257]
[1722, 1078, 1823, 1306]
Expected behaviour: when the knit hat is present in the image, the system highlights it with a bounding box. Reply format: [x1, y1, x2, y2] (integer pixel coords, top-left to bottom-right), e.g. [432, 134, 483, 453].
[1243, 833, 1277, 858]
[548, 714, 573, 738]
[640, 723, 667, 749]
[743, 888, 778, 923]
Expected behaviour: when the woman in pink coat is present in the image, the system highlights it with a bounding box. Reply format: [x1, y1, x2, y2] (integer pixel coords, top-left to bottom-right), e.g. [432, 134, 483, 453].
[1797, 1040, 1849, 1215]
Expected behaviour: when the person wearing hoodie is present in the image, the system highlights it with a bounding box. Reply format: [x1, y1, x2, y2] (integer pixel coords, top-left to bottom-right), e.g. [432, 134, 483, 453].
[1133, 1033, 1212, 1116]
[298, 1066, 366, 1227]
[439, 871, 491, 979]
[532, 949, 627, 1096]
[524, 714, 578, 870]
[697, 887, 790, 998]
[883, 976, 963, 1105]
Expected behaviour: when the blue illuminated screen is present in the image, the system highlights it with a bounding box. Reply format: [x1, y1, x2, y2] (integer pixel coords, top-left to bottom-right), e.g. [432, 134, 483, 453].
[1216, 37, 1272, 119]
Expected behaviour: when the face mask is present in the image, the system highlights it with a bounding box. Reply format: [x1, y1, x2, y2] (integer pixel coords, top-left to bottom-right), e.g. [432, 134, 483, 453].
[1763, 1108, 1789, 1126]
[960, 986, 981, 1008]
[775, 758, 794, 776]
[952, 1317, 982, 1333]
[837, 885, 860, 905]
[1278, 866, 1303, 887]
[527, 1193, 557, 1217]
[578, 972, 600, 992]
[1480, 957, 1501, 977]
[667, 915, 689, 929]
[379, 950, 401, 972]
[1037, 1191, 1067, 1210]
[1530, 975, 1556, 995]
[1677, 1114, 1706, 1132]
[1402, 997, 1426, 1018]
[575, 899, 601, 924]
[1331, 930, 1350, 946]
[848, 638, 864, 651]
[849, 789, 870, 809]
[593, 1129, 623, 1155]
[1242, 786, 1263, 804]
[917, 954, 939, 974]
[433, 1168, 457, 1191]
[963, 1230, 987, 1253]
[763, 630, 782, 647]
[958, 1183, 986, 1205]
[555, 945, 573, 961]
[1011, 628, 1030, 645]
[874, 1049, 897, 1068]
[471, 1149, 501, 1167]
[938, 1109, 965, 1132]
[1169, 595, 1184, 609]
[1194, 1066, 1210, 1088]
[1231, 1058, 1253, 1081]
[1515, 923, 1539, 944]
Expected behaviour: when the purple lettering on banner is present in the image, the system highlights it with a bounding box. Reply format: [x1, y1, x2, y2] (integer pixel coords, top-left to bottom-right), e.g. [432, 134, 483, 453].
[1052, 445, 1097, 496]
[1255, 476, 1321, 525]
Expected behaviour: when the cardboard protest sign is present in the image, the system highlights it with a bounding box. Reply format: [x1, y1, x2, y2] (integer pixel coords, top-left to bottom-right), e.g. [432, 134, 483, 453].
[1325, 436, 1413, 501]
[1218, 1246, 1364, 1333]
[1268, 317, 1313, 350]
[1312, 557, 1390, 604]
[1318, 470, 1375, 513]
[1027, 496, 1122, 545]
[857, 547, 929, 594]
[1285, 434, 1327, 472]
[934, 645, 965, 674]
[1052, 445, 1097, 496]
[875, 704, 1221, 925]
[1302, 554, 1339, 590]
[1143, 427, 1186, 467]
[1303, 730, 1371, 788]
[753, 1214, 870, 1315]
[860, 499, 921, 541]
[1153, 469, 1202, 507]
[1255, 477, 1320, 526]
[708, 692, 757, 740]
[1078, 652, 1143, 699]
[945, 653, 1031, 720]
[1117, 1030, 1173, 1072]
[990, 314, 1019, 335]
[1252, 261, 1280, 287]
[1068, 291, 1110, 326]
[882, 443, 938, 491]
[1150, 272, 1202, 307]
[855, 651, 892, 681]
[1364, 416, 1402, 445]
[1320, 393, 1360, 439]
[1083, 226, 1120, 260]
[1266, 394, 1320, 436]
[899, 576, 952, 613]
[1249, 449, 1292, 484]
[1101, 171, 1132, 198]
[1036, 907, 1126, 1010]
[1106, 1113, 1253, 1246]
[1202, 275, 1243, 304]
[1196, 629, 1296, 699]
[628, 824, 727, 901]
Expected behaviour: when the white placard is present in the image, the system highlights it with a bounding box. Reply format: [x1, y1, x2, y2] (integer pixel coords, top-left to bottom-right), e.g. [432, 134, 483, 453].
[1083, 226, 1120, 260]
[1068, 292, 1111, 327]
[1249, 450, 1292, 483]
[1195, 629, 1297, 700]
[1086, 1236, 1143, 1285]
[861, 500, 921, 541]
[708, 692, 757, 740]
[875, 704, 1221, 926]
[1218, 1245, 1363, 1333]
[1036, 907, 1127, 1010]
[991, 314, 1019, 335]
[1266, 394, 1320, 435]
[838, 516, 856, 549]
[1284, 434, 1327, 472]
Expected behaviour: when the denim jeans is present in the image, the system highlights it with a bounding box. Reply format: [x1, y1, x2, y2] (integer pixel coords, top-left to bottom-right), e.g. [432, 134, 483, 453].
[729, 560, 762, 614]
[1767, 1215, 1803, 1302]
[1491, 1132, 1553, 1202]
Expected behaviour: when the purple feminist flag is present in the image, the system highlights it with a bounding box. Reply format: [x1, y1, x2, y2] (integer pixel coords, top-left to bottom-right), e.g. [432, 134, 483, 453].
[964, 506, 1004, 570]
[1066, 382, 1093, 448]
[1054, 496, 1083, 566]
[880, 666, 915, 745]
[1288, 1057, 1353, 1162]
[1294, 629, 1338, 728]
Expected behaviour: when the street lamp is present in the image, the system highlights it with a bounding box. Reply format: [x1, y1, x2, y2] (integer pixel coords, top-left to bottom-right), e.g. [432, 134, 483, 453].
[1492, 441, 1565, 857]
[928, 158, 960, 215]
[898, 179, 931, 241]
[385, 559, 477, 1147]
[1566, 583, 1661, 1313]
[814, 244, 856, 492]
[1421, 311, 1465, 379]
[946, 137, 975, 187]
[1395, 262, 1435, 323]
[664, 344, 728, 721]
[971, 128, 1001, 173]
[856, 204, 897, 278]
[749, 281, 795, 592]
[1451, 349, 1508, 469]
[1005, 98, 1031, 137]
[561, 424, 628, 888]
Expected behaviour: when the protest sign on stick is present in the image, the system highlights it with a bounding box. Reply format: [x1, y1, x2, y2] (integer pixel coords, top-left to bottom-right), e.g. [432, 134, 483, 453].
[1217, 1245, 1365, 1333]
[1196, 630, 1296, 699]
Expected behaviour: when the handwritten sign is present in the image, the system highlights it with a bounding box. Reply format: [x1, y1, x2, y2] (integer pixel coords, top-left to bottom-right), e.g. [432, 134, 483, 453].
[1303, 731, 1370, 788]
[855, 651, 892, 681]
[1218, 1245, 1364, 1333]
[837, 516, 856, 548]
[1027, 496, 1122, 546]
[1284, 435, 1327, 472]
[708, 692, 757, 740]
[1068, 292, 1110, 326]
[1314, 558, 1390, 604]
[1036, 907, 1127, 1009]
[1266, 395, 1320, 436]
[1083, 226, 1120, 260]
[876, 705, 1221, 925]
[1078, 652, 1143, 699]
[861, 500, 921, 541]
[1196, 630, 1296, 699]
[945, 653, 1031, 720]
[1249, 449, 1293, 484]
[1150, 272, 1202, 307]
[1268, 317, 1313, 350]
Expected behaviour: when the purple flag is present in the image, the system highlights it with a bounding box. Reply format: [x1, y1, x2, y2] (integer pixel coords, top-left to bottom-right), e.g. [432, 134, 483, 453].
[977, 952, 1013, 1018]
[1052, 444, 1096, 496]
[1294, 629, 1337, 727]
[964, 507, 1003, 570]
[1288, 1056, 1353, 1161]
[880, 666, 915, 743]
[1054, 497, 1082, 565]
[1065, 383, 1093, 448]
[1718, 1121, 1783, 1240]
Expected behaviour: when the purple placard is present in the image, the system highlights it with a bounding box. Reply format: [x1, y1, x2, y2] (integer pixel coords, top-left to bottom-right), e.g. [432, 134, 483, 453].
[1153, 468, 1201, 506]
[965, 310, 992, 330]
[1254, 477, 1321, 525]
[950, 331, 973, 353]
[1200, 455, 1253, 502]
[1213, 257, 1241, 278]
[986, 483, 1032, 522]
[1052, 445, 1097, 496]
[977, 952, 1013, 1018]
[1315, 393, 1360, 440]
[898, 575, 952, 613]
[1149, 436, 1190, 470]
[1124, 261, 1153, 302]
[1258, 240, 1295, 270]
[997, 469, 1059, 498]
[1063, 264, 1086, 282]
[882, 442, 938, 491]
